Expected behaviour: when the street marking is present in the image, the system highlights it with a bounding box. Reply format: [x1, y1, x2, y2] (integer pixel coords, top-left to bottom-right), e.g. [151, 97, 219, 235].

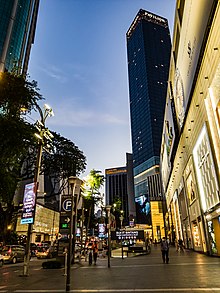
[13, 289, 220, 292]
[81, 262, 220, 269]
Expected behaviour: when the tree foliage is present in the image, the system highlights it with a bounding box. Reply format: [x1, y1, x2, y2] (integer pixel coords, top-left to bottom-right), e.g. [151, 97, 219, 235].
[82, 169, 105, 237]
[42, 131, 86, 198]
[0, 72, 87, 243]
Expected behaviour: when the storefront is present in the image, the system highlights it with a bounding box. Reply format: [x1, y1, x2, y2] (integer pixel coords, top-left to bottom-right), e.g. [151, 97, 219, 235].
[16, 204, 60, 244]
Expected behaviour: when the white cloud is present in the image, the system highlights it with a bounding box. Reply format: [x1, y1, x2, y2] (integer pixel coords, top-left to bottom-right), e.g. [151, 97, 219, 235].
[48, 105, 128, 128]
[40, 64, 68, 83]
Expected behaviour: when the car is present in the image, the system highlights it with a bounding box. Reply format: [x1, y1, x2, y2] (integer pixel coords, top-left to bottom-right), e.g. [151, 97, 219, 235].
[0, 245, 25, 264]
[0, 254, 4, 267]
[35, 246, 51, 259]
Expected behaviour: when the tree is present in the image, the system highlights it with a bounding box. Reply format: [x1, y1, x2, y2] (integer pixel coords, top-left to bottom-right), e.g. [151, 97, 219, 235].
[42, 131, 86, 200]
[0, 72, 87, 243]
[0, 72, 43, 243]
[82, 170, 105, 240]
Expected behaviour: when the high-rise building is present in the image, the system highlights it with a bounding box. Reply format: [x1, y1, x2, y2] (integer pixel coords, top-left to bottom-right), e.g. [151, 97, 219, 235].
[105, 153, 136, 226]
[0, 0, 40, 75]
[127, 9, 171, 238]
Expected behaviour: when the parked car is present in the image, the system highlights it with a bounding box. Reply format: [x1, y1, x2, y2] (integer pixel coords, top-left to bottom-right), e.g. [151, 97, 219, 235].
[36, 246, 51, 259]
[0, 245, 25, 264]
[0, 254, 4, 266]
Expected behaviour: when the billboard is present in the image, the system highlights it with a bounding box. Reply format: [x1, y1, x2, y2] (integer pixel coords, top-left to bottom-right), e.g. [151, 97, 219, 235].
[173, 0, 214, 129]
[193, 124, 220, 212]
[135, 194, 151, 225]
[111, 230, 144, 241]
[161, 94, 175, 189]
[21, 182, 37, 224]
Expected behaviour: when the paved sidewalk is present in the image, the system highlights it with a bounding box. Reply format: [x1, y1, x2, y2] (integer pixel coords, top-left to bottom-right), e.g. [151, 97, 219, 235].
[1, 246, 220, 292]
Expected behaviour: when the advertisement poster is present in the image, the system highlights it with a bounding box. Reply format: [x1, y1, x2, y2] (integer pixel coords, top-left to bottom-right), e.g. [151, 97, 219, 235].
[135, 194, 151, 225]
[21, 182, 37, 224]
[161, 95, 175, 189]
[193, 124, 220, 212]
[174, 0, 214, 129]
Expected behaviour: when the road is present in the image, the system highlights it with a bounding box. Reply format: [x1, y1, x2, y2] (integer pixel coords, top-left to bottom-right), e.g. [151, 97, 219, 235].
[0, 246, 220, 292]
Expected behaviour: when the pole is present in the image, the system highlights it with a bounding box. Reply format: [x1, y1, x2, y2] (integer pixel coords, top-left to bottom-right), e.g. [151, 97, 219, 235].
[22, 138, 43, 276]
[120, 214, 124, 259]
[107, 208, 111, 268]
[66, 182, 76, 292]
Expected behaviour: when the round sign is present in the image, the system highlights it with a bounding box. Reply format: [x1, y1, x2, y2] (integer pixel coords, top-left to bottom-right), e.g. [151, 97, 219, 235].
[62, 199, 72, 212]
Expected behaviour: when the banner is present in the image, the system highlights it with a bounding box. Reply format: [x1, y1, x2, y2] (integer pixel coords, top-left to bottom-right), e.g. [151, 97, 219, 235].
[21, 182, 37, 224]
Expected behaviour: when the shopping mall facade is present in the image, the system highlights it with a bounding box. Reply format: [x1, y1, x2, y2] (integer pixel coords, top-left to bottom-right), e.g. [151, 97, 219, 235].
[161, 0, 220, 256]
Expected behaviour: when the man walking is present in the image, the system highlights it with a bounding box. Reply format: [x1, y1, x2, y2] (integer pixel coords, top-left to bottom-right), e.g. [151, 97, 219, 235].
[161, 237, 169, 264]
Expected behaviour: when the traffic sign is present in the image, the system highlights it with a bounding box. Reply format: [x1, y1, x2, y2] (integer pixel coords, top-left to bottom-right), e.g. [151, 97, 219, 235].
[62, 199, 72, 212]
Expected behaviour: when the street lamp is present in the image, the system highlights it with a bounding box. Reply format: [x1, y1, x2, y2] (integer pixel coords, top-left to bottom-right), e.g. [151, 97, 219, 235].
[105, 205, 111, 268]
[66, 176, 83, 292]
[22, 104, 54, 277]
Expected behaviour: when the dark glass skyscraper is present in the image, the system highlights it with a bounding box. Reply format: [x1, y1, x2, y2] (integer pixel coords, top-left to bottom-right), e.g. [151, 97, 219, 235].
[0, 0, 40, 75]
[127, 10, 171, 231]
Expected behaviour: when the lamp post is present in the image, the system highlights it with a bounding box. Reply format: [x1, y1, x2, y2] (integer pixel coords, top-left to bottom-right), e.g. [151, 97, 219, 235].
[66, 176, 82, 292]
[119, 210, 124, 259]
[105, 205, 111, 268]
[22, 104, 54, 277]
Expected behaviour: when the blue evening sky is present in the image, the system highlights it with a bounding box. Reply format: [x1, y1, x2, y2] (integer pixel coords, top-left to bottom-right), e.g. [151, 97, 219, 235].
[28, 0, 176, 178]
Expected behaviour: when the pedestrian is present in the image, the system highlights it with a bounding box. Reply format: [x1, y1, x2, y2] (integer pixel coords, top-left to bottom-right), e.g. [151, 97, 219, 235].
[161, 237, 169, 264]
[178, 239, 184, 252]
[175, 239, 179, 252]
[93, 241, 98, 265]
[88, 249, 93, 265]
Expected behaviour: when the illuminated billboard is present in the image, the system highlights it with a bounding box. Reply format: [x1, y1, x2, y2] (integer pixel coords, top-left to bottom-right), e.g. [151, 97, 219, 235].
[21, 182, 37, 224]
[193, 124, 220, 212]
[173, 0, 214, 129]
[161, 95, 175, 189]
[135, 194, 151, 225]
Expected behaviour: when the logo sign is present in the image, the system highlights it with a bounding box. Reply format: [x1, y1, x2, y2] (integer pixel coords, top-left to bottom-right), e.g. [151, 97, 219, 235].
[21, 182, 37, 224]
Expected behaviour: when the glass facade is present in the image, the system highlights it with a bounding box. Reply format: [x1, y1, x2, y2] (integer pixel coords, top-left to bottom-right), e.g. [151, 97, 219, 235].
[127, 9, 171, 170]
[0, 0, 39, 74]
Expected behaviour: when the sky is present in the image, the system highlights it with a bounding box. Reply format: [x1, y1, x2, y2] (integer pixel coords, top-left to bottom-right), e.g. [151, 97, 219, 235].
[28, 0, 176, 179]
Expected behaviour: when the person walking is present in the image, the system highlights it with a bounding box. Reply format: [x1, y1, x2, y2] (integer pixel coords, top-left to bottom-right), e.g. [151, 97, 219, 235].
[178, 239, 184, 252]
[88, 249, 93, 265]
[93, 242, 98, 265]
[161, 237, 169, 264]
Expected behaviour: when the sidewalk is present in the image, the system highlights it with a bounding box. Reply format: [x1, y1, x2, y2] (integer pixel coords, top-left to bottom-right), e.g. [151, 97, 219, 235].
[1, 246, 220, 292]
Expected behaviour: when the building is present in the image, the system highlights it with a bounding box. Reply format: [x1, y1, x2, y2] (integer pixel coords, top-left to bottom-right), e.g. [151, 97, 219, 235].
[161, 0, 220, 256]
[126, 9, 171, 240]
[0, 0, 40, 74]
[16, 203, 59, 244]
[105, 153, 136, 226]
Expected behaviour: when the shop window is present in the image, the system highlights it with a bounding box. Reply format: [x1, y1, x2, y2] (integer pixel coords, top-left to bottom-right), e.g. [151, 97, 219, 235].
[35, 234, 41, 243]
[192, 224, 200, 247]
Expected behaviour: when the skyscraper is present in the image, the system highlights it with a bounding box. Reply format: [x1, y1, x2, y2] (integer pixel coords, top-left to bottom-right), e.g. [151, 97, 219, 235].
[105, 153, 136, 226]
[0, 0, 40, 75]
[127, 9, 171, 237]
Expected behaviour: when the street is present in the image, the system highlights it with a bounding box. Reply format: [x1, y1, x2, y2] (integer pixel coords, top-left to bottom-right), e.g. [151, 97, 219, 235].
[0, 246, 220, 292]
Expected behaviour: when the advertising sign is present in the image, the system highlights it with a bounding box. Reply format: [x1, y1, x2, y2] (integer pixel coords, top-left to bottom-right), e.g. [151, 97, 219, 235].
[193, 124, 220, 212]
[21, 182, 37, 224]
[98, 224, 106, 238]
[173, 0, 214, 129]
[111, 230, 144, 241]
[161, 94, 175, 189]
